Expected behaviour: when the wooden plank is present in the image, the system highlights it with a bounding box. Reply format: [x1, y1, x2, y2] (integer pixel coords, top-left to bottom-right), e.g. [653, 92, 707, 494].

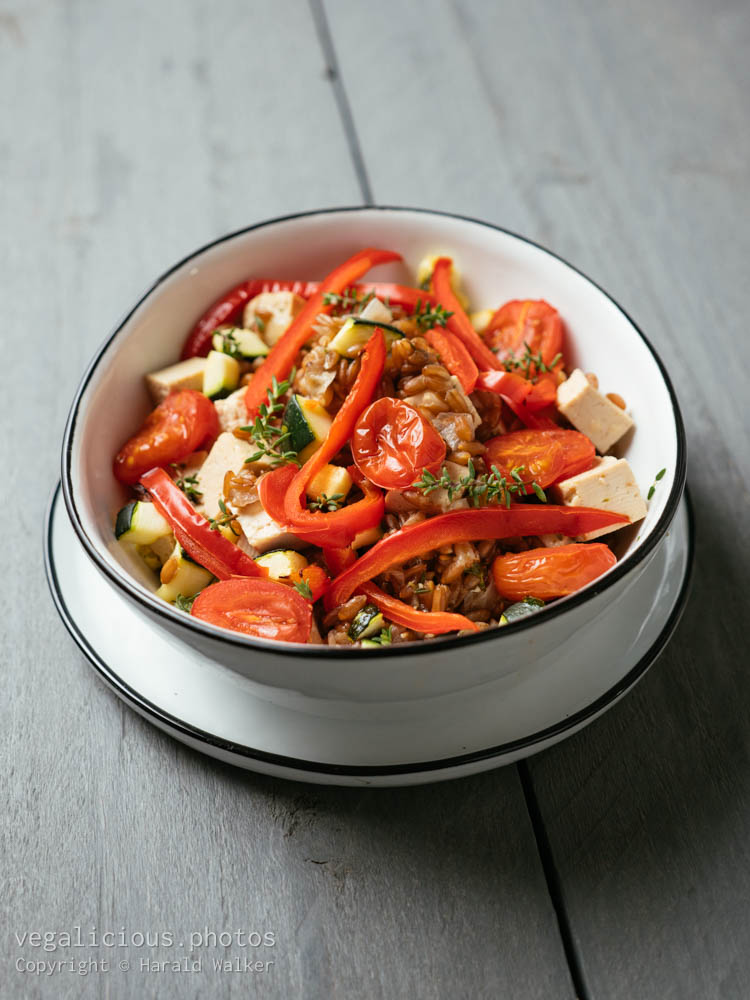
[2, 2, 574, 998]
[328, 0, 750, 995]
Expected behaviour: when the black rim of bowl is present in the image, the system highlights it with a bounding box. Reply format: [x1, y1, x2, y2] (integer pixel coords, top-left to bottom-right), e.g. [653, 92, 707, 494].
[61, 205, 688, 659]
[45, 481, 695, 776]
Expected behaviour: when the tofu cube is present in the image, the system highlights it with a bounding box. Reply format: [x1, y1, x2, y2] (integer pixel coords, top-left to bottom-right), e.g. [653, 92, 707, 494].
[145, 357, 207, 404]
[242, 291, 306, 346]
[214, 386, 249, 431]
[552, 456, 647, 540]
[194, 432, 256, 519]
[556, 369, 633, 453]
[234, 501, 301, 554]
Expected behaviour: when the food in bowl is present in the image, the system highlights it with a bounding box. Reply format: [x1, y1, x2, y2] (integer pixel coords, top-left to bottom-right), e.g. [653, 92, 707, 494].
[112, 245, 651, 646]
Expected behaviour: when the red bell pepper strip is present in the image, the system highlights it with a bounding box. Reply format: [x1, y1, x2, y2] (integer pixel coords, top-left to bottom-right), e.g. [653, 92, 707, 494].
[424, 327, 479, 394]
[277, 330, 387, 546]
[325, 505, 629, 609]
[182, 277, 434, 359]
[431, 258, 501, 371]
[360, 582, 479, 635]
[244, 249, 400, 416]
[258, 464, 384, 549]
[181, 279, 321, 359]
[140, 468, 265, 580]
[476, 370, 558, 429]
[323, 546, 357, 575]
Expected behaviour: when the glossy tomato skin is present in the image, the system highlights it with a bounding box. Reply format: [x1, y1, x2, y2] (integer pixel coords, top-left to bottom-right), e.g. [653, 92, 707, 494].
[352, 397, 446, 490]
[114, 390, 219, 485]
[191, 578, 312, 643]
[491, 543, 616, 602]
[485, 429, 595, 489]
[485, 299, 564, 370]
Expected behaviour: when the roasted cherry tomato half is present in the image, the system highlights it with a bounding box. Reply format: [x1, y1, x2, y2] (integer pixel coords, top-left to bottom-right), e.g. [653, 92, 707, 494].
[191, 578, 312, 643]
[491, 543, 616, 602]
[485, 299, 564, 371]
[114, 390, 219, 485]
[485, 429, 595, 489]
[352, 397, 446, 490]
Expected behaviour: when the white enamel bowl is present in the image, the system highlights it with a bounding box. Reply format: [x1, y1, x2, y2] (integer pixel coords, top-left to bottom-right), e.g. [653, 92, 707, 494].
[60, 207, 688, 732]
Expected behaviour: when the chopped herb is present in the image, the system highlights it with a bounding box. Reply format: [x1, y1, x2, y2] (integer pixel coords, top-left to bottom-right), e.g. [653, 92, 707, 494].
[498, 341, 562, 382]
[308, 492, 345, 513]
[170, 464, 203, 503]
[364, 626, 393, 646]
[413, 460, 547, 508]
[254, 314, 266, 334]
[239, 370, 301, 468]
[413, 299, 453, 330]
[212, 326, 244, 359]
[207, 498, 239, 535]
[647, 467, 667, 501]
[466, 563, 485, 587]
[174, 593, 196, 613]
[323, 287, 375, 313]
[294, 579, 313, 600]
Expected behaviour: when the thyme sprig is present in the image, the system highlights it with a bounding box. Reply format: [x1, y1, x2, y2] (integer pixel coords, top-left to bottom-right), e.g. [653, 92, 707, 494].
[308, 492, 345, 513]
[647, 467, 666, 500]
[174, 593, 196, 613]
[207, 498, 239, 535]
[240, 370, 301, 468]
[323, 287, 375, 313]
[364, 626, 393, 646]
[499, 341, 562, 382]
[170, 464, 203, 503]
[413, 460, 547, 508]
[294, 579, 313, 600]
[413, 300, 453, 330]
[212, 326, 244, 359]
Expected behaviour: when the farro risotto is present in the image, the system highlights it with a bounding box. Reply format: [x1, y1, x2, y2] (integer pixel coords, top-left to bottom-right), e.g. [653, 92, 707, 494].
[112, 246, 650, 646]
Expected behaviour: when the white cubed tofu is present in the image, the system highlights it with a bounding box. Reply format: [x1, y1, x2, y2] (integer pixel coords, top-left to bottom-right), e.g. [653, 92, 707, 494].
[214, 386, 249, 431]
[194, 432, 256, 519]
[358, 296, 393, 324]
[233, 501, 301, 554]
[243, 291, 306, 346]
[145, 357, 207, 404]
[556, 369, 634, 453]
[552, 456, 647, 540]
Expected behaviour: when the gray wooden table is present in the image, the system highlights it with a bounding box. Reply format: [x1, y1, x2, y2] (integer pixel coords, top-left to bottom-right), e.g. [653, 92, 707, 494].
[3, 0, 750, 997]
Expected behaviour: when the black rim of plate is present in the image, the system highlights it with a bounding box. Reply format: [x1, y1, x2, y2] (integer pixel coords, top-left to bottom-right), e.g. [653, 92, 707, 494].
[60, 206, 688, 660]
[45, 482, 695, 777]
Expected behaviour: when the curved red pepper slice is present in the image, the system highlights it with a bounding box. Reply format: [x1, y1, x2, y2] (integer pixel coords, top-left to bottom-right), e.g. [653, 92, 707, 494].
[181, 277, 434, 359]
[476, 370, 558, 429]
[244, 250, 400, 417]
[360, 583, 479, 635]
[424, 327, 479, 394]
[140, 468, 265, 580]
[324, 505, 628, 609]
[258, 465, 384, 549]
[431, 258, 501, 371]
[276, 330, 387, 546]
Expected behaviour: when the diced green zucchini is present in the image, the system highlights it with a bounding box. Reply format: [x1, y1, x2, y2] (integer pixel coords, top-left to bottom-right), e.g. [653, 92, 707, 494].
[115, 501, 171, 546]
[156, 542, 213, 603]
[329, 318, 404, 358]
[284, 395, 332, 462]
[212, 326, 270, 358]
[348, 604, 385, 641]
[255, 549, 308, 581]
[499, 598, 545, 626]
[202, 350, 240, 399]
[306, 464, 353, 502]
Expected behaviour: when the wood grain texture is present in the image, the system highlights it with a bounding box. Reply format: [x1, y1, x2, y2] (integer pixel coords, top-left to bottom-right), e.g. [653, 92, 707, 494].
[1, 1, 575, 998]
[329, 0, 750, 996]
